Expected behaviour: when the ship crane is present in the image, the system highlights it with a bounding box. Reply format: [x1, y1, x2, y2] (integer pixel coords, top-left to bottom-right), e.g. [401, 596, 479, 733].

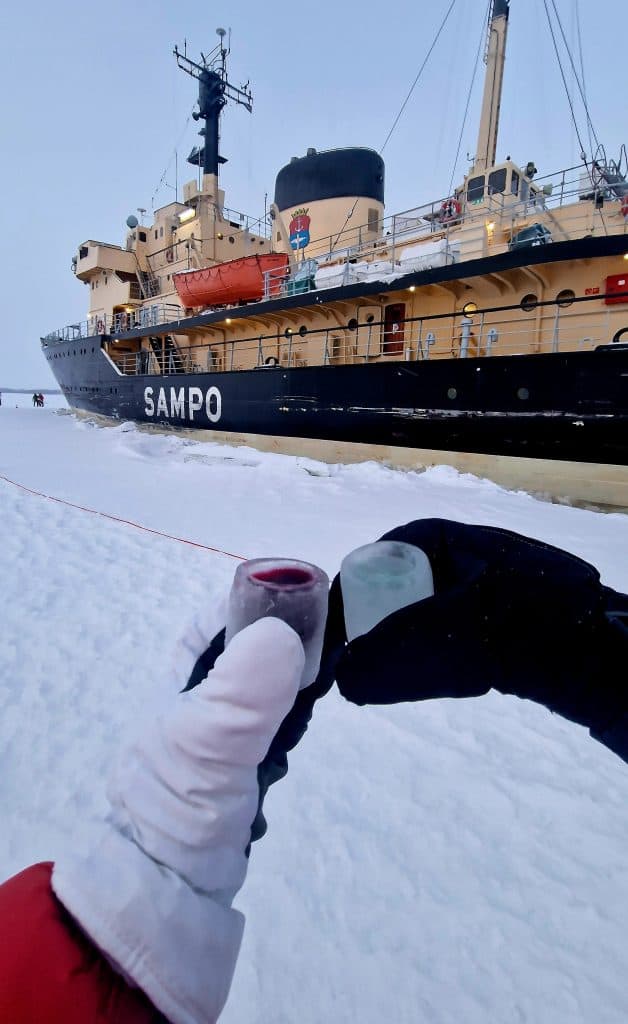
[174, 30, 253, 190]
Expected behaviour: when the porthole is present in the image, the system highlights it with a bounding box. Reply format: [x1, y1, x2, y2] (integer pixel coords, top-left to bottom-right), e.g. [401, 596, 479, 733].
[556, 289, 575, 308]
[520, 293, 538, 312]
[347, 317, 359, 332]
[284, 327, 293, 338]
[298, 325, 308, 337]
[366, 314, 375, 324]
[229, 236, 235, 244]
[447, 387, 458, 400]
[517, 386, 530, 400]
[462, 301, 478, 316]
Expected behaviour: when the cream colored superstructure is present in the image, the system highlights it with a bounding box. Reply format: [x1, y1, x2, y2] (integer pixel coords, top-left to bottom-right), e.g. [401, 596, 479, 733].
[73, 151, 628, 376]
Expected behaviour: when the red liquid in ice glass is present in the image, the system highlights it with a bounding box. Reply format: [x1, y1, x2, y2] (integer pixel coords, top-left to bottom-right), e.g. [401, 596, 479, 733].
[251, 567, 315, 587]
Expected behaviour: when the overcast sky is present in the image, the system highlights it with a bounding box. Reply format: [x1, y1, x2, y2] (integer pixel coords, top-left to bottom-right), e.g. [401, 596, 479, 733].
[1, 0, 626, 387]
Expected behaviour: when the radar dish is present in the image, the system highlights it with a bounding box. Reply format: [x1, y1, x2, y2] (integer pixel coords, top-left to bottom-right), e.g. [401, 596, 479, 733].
[126, 214, 139, 228]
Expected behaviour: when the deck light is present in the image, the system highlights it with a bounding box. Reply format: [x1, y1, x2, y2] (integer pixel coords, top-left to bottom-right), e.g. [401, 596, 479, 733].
[178, 208, 196, 223]
[225, 317, 232, 324]
[623, 253, 628, 261]
[408, 286, 416, 292]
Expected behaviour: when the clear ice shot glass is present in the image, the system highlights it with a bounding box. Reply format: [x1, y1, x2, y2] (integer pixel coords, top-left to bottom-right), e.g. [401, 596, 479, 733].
[224, 558, 330, 689]
[340, 540, 434, 642]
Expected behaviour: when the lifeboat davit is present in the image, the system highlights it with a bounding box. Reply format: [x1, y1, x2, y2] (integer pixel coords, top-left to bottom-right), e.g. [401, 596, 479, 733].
[173, 253, 289, 308]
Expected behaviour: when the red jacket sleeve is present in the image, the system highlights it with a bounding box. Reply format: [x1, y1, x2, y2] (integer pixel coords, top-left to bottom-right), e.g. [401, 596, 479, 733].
[0, 863, 162, 1023]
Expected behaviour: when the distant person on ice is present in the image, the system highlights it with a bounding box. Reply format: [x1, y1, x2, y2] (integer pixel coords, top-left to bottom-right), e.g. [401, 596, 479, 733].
[32, 393, 38, 407]
[0, 520, 626, 1023]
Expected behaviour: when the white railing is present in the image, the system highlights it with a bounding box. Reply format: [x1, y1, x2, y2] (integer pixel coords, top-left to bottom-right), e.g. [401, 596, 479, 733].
[42, 304, 183, 344]
[107, 298, 626, 377]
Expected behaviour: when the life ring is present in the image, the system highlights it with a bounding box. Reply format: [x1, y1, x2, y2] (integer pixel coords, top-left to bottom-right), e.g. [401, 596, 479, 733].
[612, 326, 628, 344]
[440, 197, 462, 223]
[96, 319, 105, 334]
[621, 195, 628, 219]
[166, 246, 174, 263]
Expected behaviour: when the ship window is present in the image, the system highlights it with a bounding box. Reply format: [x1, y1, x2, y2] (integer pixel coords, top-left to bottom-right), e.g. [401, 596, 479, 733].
[556, 288, 575, 307]
[91, 282, 94, 289]
[298, 325, 308, 337]
[79, 246, 89, 259]
[511, 171, 520, 196]
[368, 208, 379, 233]
[447, 387, 457, 399]
[160, 227, 164, 238]
[520, 293, 538, 312]
[155, 230, 158, 240]
[276, 231, 281, 242]
[139, 231, 147, 242]
[517, 387, 530, 400]
[229, 236, 235, 244]
[467, 175, 485, 202]
[348, 318, 359, 332]
[488, 168, 507, 195]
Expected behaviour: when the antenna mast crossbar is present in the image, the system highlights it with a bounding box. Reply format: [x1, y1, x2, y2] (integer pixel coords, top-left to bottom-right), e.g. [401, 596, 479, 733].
[174, 34, 253, 179]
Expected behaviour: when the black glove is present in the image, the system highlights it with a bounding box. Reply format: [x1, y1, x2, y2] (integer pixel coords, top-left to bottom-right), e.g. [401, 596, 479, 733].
[331, 519, 628, 763]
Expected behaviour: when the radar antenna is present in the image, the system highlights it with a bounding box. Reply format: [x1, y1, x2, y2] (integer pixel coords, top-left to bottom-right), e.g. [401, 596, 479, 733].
[174, 29, 253, 180]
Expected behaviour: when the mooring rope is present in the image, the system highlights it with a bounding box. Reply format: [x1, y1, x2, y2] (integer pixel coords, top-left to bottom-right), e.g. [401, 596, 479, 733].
[0, 473, 245, 561]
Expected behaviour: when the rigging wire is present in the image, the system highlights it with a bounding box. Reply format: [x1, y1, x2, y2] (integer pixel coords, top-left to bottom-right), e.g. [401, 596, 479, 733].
[380, 0, 459, 155]
[549, 0, 600, 155]
[328, 0, 459, 253]
[447, 0, 492, 197]
[150, 114, 192, 209]
[541, 0, 588, 161]
[574, 0, 593, 159]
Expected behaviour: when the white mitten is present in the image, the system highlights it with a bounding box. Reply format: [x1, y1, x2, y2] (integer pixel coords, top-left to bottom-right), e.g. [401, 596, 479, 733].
[52, 617, 304, 1024]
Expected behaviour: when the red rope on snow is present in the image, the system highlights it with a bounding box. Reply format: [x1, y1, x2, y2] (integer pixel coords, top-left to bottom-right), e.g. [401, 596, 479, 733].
[0, 473, 245, 561]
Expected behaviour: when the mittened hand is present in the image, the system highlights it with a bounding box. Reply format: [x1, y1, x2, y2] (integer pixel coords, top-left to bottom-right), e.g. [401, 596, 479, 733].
[331, 519, 628, 746]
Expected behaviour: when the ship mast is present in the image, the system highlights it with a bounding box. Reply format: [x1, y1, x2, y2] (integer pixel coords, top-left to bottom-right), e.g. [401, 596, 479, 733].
[174, 32, 253, 200]
[472, 0, 510, 174]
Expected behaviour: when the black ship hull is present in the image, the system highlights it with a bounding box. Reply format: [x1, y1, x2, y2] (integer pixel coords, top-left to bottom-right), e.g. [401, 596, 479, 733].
[45, 340, 628, 466]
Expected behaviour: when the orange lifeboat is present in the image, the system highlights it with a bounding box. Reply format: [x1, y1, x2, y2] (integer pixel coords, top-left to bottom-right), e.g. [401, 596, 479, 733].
[173, 253, 289, 308]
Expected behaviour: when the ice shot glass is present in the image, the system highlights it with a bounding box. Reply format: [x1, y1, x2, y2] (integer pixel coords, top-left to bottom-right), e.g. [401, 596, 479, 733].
[225, 558, 330, 689]
[340, 540, 434, 642]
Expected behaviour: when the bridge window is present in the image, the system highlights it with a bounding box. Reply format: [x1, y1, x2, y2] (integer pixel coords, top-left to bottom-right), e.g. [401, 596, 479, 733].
[511, 171, 520, 196]
[467, 175, 485, 202]
[488, 168, 507, 195]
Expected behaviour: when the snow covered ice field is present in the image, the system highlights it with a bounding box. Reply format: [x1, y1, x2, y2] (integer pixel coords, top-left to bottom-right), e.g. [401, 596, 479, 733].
[1, 397, 627, 1023]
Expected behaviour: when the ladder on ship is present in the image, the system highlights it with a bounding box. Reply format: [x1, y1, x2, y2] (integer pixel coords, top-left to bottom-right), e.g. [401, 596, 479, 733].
[137, 267, 161, 299]
[149, 336, 186, 374]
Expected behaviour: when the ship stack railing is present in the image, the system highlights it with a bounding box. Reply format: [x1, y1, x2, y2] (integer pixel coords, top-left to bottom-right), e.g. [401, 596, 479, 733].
[221, 205, 272, 239]
[258, 159, 626, 303]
